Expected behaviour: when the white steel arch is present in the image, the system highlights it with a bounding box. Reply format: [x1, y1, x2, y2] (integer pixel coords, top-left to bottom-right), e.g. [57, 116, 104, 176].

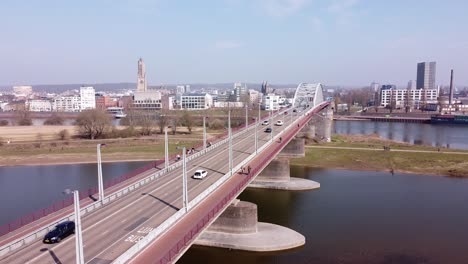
[292, 83, 324, 108]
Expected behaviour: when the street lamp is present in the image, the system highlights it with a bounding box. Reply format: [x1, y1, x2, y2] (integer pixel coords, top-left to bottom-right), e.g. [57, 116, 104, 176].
[203, 116, 207, 150]
[245, 105, 248, 130]
[228, 110, 233, 176]
[96, 143, 106, 202]
[164, 127, 169, 170]
[63, 189, 84, 264]
[254, 117, 258, 154]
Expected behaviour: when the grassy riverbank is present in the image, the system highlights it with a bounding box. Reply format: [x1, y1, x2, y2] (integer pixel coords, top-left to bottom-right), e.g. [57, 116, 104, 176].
[0, 126, 214, 166]
[290, 135, 468, 177]
[2, 125, 467, 178]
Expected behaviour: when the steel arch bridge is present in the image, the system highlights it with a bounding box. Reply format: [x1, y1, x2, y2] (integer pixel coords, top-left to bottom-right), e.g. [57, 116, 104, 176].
[292, 83, 324, 108]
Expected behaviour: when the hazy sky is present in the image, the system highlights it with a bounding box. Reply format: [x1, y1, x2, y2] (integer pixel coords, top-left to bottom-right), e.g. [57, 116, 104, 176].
[1, 0, 467, 86]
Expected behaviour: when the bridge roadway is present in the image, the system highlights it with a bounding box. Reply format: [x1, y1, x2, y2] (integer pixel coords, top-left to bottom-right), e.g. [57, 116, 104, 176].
[0, 109, 297, 264]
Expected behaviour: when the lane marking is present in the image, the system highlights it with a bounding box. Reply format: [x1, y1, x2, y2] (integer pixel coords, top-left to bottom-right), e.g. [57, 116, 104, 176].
[24, 111, 288, 264]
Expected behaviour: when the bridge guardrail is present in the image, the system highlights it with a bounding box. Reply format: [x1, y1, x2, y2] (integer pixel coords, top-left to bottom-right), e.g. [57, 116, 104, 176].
[153, 104, 327, 263]
[113, 106, 304, 264]
[0, 107, 292, 257]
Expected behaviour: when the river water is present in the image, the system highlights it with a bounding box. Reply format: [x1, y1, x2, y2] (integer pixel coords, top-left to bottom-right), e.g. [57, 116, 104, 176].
[333, 120, 468, 150]
[179, 167, 468, 264]
[1, 162, 468, 263]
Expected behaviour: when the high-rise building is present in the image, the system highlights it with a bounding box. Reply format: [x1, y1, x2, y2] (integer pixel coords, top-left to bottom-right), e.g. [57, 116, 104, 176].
[407, 80, 417, 90]
[79, 86, 96, 110]
[233, 82, 247, 102]
[137, 58, 147, 92]
[416, 62, 436, 90]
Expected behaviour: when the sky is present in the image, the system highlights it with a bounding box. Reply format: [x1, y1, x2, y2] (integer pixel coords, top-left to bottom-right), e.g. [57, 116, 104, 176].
[1, 0, 467, 87]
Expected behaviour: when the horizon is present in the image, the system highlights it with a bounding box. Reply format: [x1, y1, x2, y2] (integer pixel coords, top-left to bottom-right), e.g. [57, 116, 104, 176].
[1, 1, 467, 86]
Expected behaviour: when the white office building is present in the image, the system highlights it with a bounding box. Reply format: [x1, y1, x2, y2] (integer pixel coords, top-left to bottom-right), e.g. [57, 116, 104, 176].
[380, 88, 439, 108]
[80, 86, 96, 110]
[132, 90, 162, 110]
[54, 96, 81, 112]
[262, 94, 280, 111]
[27, 99, 53, 112]
[181, 93, 213, 110]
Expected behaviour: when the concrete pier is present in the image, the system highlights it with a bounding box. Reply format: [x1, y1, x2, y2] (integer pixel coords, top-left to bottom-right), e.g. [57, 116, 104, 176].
[194, 200, 305, 251]
[249, 158, 320, 191]
[278, 138, 305, 158]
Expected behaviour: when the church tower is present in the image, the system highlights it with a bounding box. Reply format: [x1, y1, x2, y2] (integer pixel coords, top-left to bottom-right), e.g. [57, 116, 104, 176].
[137, 58, 147, 92]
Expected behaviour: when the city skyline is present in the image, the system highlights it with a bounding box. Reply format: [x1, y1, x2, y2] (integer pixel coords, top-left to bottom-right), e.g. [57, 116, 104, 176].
[1, 0, 467, 86]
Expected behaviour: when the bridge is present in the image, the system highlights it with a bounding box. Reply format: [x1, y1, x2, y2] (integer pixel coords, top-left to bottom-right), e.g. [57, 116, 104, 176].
[0, 83, 332, 264]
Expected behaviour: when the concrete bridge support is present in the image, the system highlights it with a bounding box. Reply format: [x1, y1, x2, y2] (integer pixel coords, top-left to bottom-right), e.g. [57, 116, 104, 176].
[315, 107, 333, 142]
[249, 138, 320, 190]
[194, 200, 305, 251]
[297, 124, 315, 139]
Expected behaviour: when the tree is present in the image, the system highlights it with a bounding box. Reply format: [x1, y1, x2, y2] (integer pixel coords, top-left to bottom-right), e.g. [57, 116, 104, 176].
[75, 109, 112, 139]
[57, 129, 70, 140]
[181, 110, 194, 133]
[136, 111, 155, 136]
[170, 118, 179, 135]
[157, 112, 169, 134]
[15, 110, 32, 126]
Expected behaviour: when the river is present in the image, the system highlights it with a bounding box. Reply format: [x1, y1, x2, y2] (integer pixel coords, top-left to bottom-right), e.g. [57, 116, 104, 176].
[333, 120, 468, 150]
[1, 162, 468, 263]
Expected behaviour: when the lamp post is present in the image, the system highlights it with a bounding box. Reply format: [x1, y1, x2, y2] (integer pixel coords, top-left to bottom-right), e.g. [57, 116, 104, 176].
[164, 127, 169, 170]
[96, 143, 106, 202]
[269, 111, 273, 142]
[254, 117, 258, 154]
[245, 106, 248, 130]
[203, 116, 207, 150]
[228, 111, 233, 176]
[63, 189, 84, 264]
[182, 147, 188, 212]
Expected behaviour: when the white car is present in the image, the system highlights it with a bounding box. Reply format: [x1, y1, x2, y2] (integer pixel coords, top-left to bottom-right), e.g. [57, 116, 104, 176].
[193, 170, 208, 179]
[275, 120, 284, 126]
[262, 120, 269, 126]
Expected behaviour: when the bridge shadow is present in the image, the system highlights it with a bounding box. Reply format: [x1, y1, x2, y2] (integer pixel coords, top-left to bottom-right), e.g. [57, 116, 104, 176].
[142, 193, 179, 211]
[40, 248, 62, 264]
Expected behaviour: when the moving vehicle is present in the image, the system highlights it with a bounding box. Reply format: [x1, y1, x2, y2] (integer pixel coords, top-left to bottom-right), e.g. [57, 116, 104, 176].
[193, 169, 208, 179]
[262, 120, 269, 125]
[264, 127, 272, 133]
[275, 120, 284, 126]
[43, 221, 75, 243]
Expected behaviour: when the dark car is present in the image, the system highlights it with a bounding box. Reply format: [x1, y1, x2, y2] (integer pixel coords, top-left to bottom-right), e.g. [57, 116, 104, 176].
[264, 127, 272, 133]
[43, 221, 75, 243]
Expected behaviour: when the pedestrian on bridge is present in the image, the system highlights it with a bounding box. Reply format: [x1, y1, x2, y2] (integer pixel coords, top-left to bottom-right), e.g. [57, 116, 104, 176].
[248, 166, 251, 175]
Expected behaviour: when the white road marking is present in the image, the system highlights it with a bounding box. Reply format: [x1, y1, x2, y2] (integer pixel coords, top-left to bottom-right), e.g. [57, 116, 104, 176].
[24, 112, 288, 264]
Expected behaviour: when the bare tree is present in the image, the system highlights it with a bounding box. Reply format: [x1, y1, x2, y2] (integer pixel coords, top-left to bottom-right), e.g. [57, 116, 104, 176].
[181, 110, 194, 133]
[75, 109, 112, 139]
[14, 110, 32, 126]
[158, 111, 169, 134]
[137, 111, 155, 136]
[170, 118, 179, 135]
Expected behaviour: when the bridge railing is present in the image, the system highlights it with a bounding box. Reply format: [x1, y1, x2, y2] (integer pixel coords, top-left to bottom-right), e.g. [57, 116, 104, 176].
[0, 107, 290, 246]
[155, 104, 324, 263]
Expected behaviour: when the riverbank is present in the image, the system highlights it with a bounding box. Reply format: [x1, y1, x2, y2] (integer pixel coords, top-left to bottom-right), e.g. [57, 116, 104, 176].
[1, 131, 467, 178]
[290, 135, 468, 177]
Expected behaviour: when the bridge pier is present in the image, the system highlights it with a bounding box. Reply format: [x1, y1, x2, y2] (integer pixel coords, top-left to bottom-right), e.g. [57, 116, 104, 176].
[315, 107, 333, 142]
[249, 139, 320, 191]
[194, 200, 305, 251]
[297, 124, 315, 139]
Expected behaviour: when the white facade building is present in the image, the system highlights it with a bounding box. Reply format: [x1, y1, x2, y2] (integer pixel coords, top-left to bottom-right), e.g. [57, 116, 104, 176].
[262, 94, 280, 111]
[54, 96, 81, 112]
[233, 82, 247, 102]
[132, 90, 162, 110]
[181, 93, 213, 110]
[27, 99, 53, 112]
[380, 88, 439, 108]
[80, 86, 96, 110]
[137, 58, 147, 92]
[248, 89, 260, 105]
